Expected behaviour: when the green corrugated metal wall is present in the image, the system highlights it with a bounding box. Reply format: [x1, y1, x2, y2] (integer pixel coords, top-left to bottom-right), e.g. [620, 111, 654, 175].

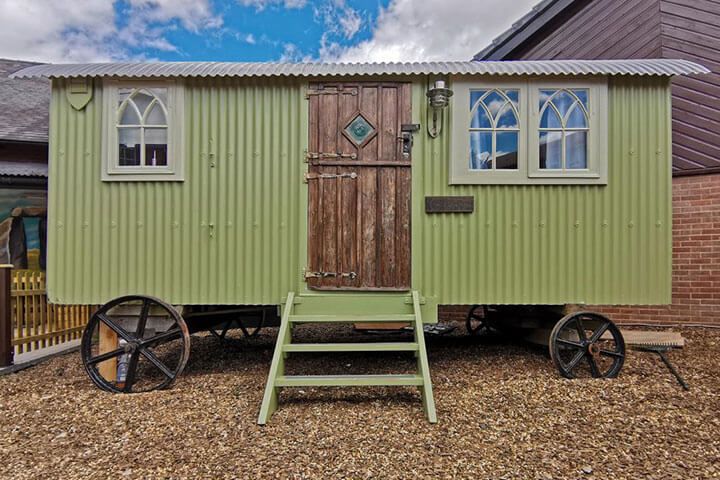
[48, 78, 307, 304]
[47, 75, 671, 307]
[411, 76, 672, 305]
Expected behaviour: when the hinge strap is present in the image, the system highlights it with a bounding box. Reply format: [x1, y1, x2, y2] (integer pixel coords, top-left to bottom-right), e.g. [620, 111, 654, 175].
[306, 152, 358, 161]
[304, 270, 357, 280]
[305, 88, 358, 99]
[304, 172, 358, 183]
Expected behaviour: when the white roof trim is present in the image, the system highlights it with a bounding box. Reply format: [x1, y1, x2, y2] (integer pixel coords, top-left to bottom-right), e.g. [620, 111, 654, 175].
[10, 59, 709, 80]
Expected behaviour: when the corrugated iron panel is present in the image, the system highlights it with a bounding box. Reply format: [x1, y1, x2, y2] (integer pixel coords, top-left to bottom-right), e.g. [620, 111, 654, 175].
[13, 59, 709, 80]
[410, 76, 672, 305]
[49, 75, 672, 307]
[47, 78, 307, 305]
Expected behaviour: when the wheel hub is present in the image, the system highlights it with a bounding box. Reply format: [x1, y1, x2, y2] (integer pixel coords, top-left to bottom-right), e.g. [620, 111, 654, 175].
[587, 342, 601, 359]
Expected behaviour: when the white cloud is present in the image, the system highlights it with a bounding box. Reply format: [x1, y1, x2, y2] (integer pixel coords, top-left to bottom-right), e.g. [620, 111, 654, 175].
[0, 0, 222, 63]
[238, 0, 307, 11]
[326, 0, 538, 62]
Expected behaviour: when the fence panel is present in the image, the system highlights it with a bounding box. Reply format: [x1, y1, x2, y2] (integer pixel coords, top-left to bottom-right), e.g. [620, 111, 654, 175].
[10, 270, 93, 355]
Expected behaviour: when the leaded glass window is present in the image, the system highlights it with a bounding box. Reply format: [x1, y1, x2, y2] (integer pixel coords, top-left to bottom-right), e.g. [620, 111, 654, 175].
[538, 89, 589, 170]
[117, 88, 169, 167]
[469, 89, 520, 170]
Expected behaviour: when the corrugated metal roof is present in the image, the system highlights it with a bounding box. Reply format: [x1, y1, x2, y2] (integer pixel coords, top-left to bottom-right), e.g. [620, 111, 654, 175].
[0, 161, 48, 177]
[9, 59, 709, 80]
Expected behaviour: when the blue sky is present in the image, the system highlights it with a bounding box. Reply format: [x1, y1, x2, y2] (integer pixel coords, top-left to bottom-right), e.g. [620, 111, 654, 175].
[0, 0, 537, 63]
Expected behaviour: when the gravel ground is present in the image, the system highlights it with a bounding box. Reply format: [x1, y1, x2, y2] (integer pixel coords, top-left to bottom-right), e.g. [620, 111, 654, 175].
[1, 324, 719, 479]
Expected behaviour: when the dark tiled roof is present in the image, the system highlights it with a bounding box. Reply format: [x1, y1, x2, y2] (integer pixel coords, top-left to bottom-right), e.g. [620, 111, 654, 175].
[474, 0, 581, 61]
[0, 59, 50, 143]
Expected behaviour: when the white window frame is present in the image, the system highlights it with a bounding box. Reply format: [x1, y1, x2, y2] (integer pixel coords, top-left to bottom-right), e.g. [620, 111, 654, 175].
[451, 78, 528, 185]
[450, 76, 608, 185]
[528, 79, 607, 183]
[102, 79, 184, 181]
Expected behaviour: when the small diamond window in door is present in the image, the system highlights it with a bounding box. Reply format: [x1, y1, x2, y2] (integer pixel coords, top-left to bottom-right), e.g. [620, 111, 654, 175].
[344, 114, 375, 145]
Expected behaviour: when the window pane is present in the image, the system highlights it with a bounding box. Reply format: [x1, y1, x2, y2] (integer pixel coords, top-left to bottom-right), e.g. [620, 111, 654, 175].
[144, 128, 168, 166]
[539, 90, 554, 109]
[505, 89, 519, 107]
[471, 104, 492, 129]
[496, 104, 518, 128]
[565, 131, 587, 169]
[132, 90, 154, 116]
[118, 127, 141, 166]
[119, 101, 140, 125]
[540, 106, 562, 129]
[145, 102, 167, 126]
[496, 132, 518, 170]
[483, 91, 505, 117]
[551, 91, 575, 117]
[573, 89, 588, 109]
[470, 131, 492, 170]
[470, 90, 486, 110]
[566, 105, 587, 128]
[539, 131, 562, 169]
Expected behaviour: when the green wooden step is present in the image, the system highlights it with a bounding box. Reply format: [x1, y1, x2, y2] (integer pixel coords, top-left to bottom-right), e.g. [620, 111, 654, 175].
[288, 314, 416, 324]
[275, 374, 424, 387]
[283, 342, 419, 353]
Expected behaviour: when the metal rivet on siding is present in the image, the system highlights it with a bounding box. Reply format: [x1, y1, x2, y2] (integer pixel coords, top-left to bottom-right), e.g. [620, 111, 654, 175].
[539, 221, 545, 228]
[602, 220, 609, 227]
[110, 221, 117, 228]
[628, 221, 635, 228]
[656, 221, 662, 227]
[137, 221, 143, 228]
[574, 221, 580, 228]
[57, 221, 64, 228]
[82, 221, 89, 228]
[173, 221, 179, 228]
[512, 221, 518, 227]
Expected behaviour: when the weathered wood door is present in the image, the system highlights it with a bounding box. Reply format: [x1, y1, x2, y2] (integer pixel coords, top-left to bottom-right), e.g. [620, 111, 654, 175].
[306, 82, 412, 290]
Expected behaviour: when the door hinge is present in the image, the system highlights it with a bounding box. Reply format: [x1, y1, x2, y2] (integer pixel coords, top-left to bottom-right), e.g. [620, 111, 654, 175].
[304, 270, 357, 280]
[305, 151, 358, 161]
[304, 172, 358, 183]
[305, 87, 358, 99]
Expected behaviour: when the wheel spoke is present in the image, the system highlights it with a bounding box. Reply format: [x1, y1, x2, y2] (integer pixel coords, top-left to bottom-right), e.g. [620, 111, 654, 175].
[600, 349, 624, 358]
[136, 299, 151, 338]
[589, 322, 610, 343]
[140, 328, 182, 347]
[587, 355, 601, 378]
[87, 347, 125, 366]
[97, 313, 134, 342]
[566, 350, 586, 372]
[139, 347, 174, 379]
[556, 338, 583, 349]
[123, 350, 141, 392]
[574, 317, 588, 342]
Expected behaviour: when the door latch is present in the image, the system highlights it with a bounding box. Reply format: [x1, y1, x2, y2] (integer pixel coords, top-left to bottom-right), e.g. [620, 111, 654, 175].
[399, 123, 420, 158]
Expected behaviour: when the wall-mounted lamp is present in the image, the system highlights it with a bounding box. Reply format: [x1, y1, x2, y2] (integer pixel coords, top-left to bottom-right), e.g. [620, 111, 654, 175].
[426, 79, 453, 138]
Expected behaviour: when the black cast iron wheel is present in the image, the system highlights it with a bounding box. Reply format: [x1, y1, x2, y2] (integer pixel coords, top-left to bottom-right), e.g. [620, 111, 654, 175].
[466, 305, 489, 335]
[81, 295, 190, 393]
[549, 312, 625, 379]
[209, 310, 266, 341]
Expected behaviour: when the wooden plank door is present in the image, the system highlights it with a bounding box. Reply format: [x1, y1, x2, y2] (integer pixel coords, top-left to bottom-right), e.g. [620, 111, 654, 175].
[306, 82, 412, 290]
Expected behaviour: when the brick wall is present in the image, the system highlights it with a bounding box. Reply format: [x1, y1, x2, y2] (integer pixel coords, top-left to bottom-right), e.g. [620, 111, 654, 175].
[594, 173, 720, 326]
[438, 173, 720, 327]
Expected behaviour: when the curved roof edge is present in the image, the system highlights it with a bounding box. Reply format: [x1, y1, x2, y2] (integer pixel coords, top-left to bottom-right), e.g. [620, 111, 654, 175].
[10, 59, 709, 80]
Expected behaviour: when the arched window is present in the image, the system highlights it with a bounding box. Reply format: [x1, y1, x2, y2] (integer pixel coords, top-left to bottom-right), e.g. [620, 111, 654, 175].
[469, 89, 520, 170]
[117, 87, 169, 167]
[538, 89, 589, 170]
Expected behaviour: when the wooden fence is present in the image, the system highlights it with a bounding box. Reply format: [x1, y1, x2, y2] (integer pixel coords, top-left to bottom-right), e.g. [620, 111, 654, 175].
[9, 269, 94, 355]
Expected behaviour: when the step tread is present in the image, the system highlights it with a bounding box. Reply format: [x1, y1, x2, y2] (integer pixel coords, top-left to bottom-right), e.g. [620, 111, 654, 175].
[283, 342, 419, 353]
[275, 374, 424, 387]
[289, 314, 416, 323]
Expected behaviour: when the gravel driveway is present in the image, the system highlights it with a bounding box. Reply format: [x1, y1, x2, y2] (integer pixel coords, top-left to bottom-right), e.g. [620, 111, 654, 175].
[1, 324, 718, 479]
